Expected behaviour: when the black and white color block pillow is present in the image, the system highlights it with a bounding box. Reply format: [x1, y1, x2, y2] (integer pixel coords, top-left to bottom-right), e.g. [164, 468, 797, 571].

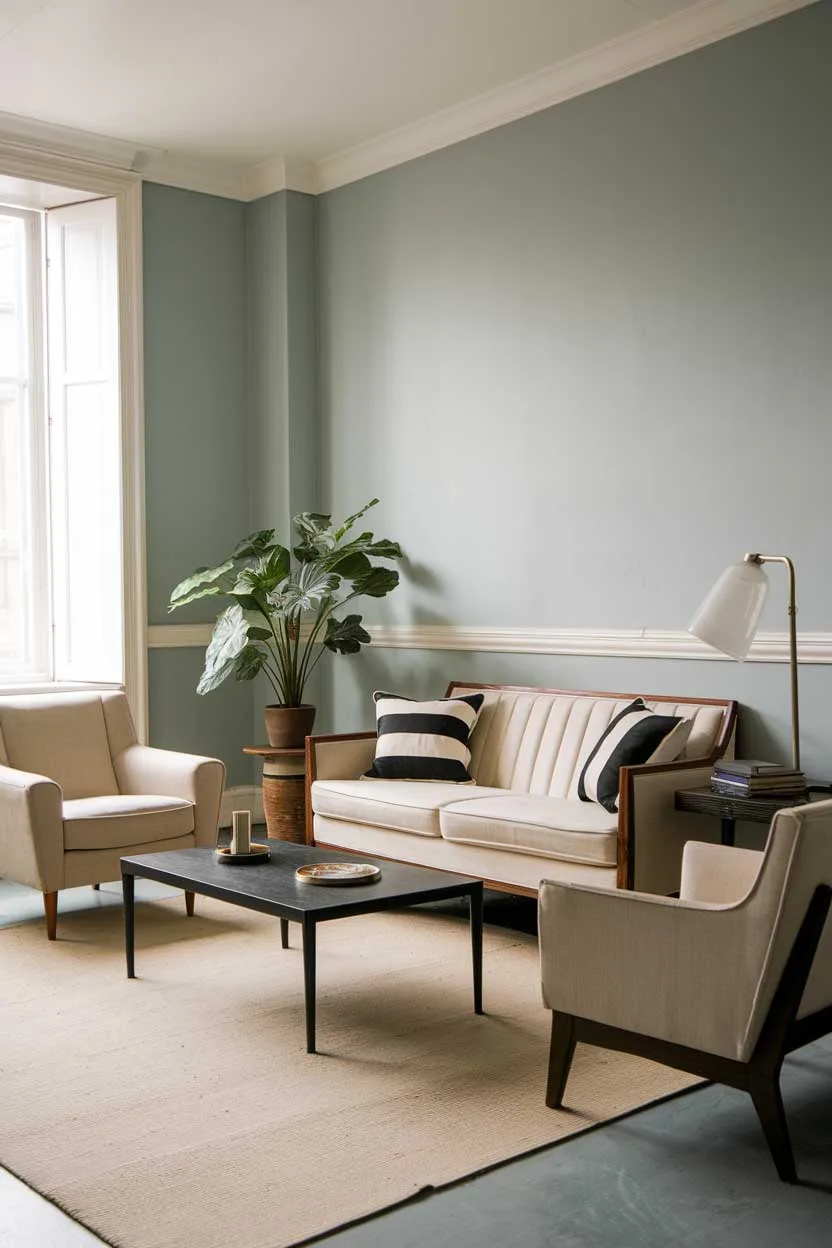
[364, 690, 485, 783]
[578, 699, 692, 813]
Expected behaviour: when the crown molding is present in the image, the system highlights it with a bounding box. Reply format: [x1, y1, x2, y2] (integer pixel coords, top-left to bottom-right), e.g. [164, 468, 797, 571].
[0, 0, 816, 203]
[315, 0, 817, 192]
[240, 156, 319, 200]
[146, 623, 832, 664]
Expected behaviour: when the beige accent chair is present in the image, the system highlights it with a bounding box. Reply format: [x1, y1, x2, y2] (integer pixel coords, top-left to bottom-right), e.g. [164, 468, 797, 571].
[0, 692, 225, 940]
[539, 799, 832, 1182]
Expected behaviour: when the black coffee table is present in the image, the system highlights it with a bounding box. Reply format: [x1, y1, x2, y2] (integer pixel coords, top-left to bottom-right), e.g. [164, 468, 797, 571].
[121, 840, 484, 1053]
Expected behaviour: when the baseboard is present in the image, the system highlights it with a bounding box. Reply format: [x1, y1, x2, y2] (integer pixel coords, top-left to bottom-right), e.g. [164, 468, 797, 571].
[219, 785, 265, 828]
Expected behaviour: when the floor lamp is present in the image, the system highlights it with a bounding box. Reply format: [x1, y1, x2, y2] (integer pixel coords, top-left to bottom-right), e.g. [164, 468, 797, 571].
[688, 553, 800, 772]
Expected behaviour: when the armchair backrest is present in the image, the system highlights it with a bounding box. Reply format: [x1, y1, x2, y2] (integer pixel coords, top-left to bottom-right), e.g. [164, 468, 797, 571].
[741, 800, 832, 1055]
[0, 691, 138, 800]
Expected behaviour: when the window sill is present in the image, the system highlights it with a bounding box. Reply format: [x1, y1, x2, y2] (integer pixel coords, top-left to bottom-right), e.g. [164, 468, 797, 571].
[0, 680, 124, 697]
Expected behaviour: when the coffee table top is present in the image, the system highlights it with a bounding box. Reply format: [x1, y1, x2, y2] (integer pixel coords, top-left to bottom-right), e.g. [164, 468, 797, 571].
[121, 840, 481, 920]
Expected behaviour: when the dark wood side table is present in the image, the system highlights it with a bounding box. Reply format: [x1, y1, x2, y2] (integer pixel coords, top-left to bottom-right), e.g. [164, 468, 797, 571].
[243, 745, 306, 843]
[674, 785, 824, 847]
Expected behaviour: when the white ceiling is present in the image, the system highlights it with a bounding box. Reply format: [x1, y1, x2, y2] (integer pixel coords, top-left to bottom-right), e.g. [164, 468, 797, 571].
[0, 0, 814, 196]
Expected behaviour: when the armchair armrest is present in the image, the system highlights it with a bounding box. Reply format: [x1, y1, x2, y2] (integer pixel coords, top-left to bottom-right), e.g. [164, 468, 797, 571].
[114, 745, 225, 847]
[0, 764, 63, 892]
[538, 876, 765, 1062]
[680, 840, 763, 905]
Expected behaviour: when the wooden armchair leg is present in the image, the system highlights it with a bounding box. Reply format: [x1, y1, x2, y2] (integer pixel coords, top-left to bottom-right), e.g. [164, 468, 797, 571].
[92, 883, 100, 890]
[546, 1012, 577, 1108]
[185, 890, 195, 917]
[43, 891, 58, 941]
[749, 1071, 797, 1183]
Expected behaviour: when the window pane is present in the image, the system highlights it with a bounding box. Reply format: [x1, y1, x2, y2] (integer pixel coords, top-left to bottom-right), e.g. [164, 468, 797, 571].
[0, 215, 24, 378]
[0, 384, 25, 664]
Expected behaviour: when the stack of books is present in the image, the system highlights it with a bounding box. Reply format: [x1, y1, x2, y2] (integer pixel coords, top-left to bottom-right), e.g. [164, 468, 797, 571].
[711, 759, 807, 799]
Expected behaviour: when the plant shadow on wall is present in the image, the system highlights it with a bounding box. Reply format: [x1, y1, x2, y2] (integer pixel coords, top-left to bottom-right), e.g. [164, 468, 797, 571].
[168, 499, 403, 747]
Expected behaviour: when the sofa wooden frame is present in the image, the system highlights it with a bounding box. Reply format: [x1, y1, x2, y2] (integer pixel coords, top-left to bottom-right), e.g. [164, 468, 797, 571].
[305, 681, 738, 895]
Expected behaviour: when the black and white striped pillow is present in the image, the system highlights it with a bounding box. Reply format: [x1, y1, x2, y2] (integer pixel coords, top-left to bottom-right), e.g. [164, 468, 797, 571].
[364, 690, 484, 783]
[578, 699, 692, 813]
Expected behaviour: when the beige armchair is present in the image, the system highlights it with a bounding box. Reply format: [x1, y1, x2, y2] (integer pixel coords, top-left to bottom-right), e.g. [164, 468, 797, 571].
[539, 799, 832, 1182]
[0, 691, 225, 940]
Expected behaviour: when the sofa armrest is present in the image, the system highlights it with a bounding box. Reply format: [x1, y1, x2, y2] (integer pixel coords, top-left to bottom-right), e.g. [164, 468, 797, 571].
[305, 733, 377, 843]
[0, 764, 63, 892]
[538, 877, 759, 1060]
[618, 758, 719, 893]
[114, 745, 225, 847]
[306, 733, 376, 782]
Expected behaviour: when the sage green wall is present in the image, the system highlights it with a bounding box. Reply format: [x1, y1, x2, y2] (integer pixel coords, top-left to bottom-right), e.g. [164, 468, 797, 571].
[317, 3, 832, 776]
[245, 189, 323, 743]
[142, 182, 253, 785]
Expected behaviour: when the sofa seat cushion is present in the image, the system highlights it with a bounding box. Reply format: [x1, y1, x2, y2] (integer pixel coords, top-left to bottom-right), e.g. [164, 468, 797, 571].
[311, 779, 507, 838]
[63, 795, 195, 851]
[439, 794, 619, 866]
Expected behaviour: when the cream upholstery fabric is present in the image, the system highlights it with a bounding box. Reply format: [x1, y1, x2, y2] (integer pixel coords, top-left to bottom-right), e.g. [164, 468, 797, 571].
[311, 779, 506, 837]
[0, 694, 119, 800]
[63, 795, 194, 851]
[309, 691, 733, 895]
[451, 688, 724, 796]
[439, 794, 618, 866]
[0, 692, 224, 896]
[314, 815, 619, 893]
[539, 801, 832, 1063]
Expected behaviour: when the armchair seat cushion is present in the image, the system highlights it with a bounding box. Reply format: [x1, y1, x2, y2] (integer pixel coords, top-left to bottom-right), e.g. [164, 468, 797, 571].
[63, 795, 194, 851]
[311, 779, 506, 838]
[439, 794, 619, 866]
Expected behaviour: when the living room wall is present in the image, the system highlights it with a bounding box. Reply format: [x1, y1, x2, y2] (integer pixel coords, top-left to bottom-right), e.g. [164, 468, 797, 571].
[316, 2, 832, 777]
[142, 182, 254, 785]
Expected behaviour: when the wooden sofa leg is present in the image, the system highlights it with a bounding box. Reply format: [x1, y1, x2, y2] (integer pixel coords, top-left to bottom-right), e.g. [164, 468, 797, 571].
[92, 883, 100, 890]
[749, 1071, 797, 1183]
[185, 891, 195, 917]
[43, 891, 58, 941]
[546, 1012, 577, 1108]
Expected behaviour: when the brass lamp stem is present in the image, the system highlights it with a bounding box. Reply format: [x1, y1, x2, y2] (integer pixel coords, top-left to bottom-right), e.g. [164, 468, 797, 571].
[744, 553, 800, 772]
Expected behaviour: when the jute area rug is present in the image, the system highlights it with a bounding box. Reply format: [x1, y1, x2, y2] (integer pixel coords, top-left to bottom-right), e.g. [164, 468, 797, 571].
[0, 894, 697, 1248]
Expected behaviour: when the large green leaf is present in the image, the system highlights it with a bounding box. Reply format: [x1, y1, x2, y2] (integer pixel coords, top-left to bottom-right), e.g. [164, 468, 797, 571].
[323, 614, 371, 655]
[350, 567, 400, 598]
[231, 529, 276, 560]
[169, 560, 235, 610]
[233, 547, 290, 596]
[196, 604, 249, 695]
[234, 644, 269, 682]
[328, 550, 371, 578]
[272, 563, 338, 615]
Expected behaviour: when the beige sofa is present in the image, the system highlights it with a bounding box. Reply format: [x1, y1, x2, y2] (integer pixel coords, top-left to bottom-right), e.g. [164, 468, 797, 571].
[306, 682, 737, 896]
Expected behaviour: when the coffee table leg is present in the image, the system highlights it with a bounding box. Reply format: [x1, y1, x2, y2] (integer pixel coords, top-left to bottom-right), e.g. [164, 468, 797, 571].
[302, 914, 317, 1053]
[123, 871, 135, 979]
[470, 883, 483, 1014]
[280, 917, 290, 949]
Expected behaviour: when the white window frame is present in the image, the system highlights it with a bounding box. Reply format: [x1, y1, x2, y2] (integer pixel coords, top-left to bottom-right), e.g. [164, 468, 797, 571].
[0, 144, 147, 741]
[0, 204, 50, 682]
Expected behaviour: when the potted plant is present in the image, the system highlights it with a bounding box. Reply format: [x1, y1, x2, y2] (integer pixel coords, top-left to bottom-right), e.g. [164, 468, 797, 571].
[168, 499, 403, 747]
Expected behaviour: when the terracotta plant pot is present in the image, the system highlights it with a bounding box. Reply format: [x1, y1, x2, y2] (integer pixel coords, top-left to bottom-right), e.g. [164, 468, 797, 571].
[264, 704, 317, 749]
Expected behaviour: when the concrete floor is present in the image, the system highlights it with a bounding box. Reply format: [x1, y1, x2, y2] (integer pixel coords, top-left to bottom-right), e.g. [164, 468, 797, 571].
[2, 878, 831, 1248]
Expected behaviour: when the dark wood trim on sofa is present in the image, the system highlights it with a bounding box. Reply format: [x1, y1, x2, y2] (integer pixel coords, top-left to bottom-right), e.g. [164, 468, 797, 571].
[545, 883, 832, 1182]
[304, 732, 376, 845]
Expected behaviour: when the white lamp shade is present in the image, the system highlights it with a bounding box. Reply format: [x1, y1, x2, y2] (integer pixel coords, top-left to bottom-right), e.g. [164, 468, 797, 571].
[688, 561, 769, 660]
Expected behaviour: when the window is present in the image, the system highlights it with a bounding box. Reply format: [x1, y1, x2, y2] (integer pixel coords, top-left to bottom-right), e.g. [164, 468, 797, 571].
[0, 197, 122, 689]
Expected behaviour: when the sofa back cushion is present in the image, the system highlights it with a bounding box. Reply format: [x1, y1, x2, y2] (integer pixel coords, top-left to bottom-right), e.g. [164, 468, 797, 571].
[448, 686, 729, 798]
[0, 693, 120, 800]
